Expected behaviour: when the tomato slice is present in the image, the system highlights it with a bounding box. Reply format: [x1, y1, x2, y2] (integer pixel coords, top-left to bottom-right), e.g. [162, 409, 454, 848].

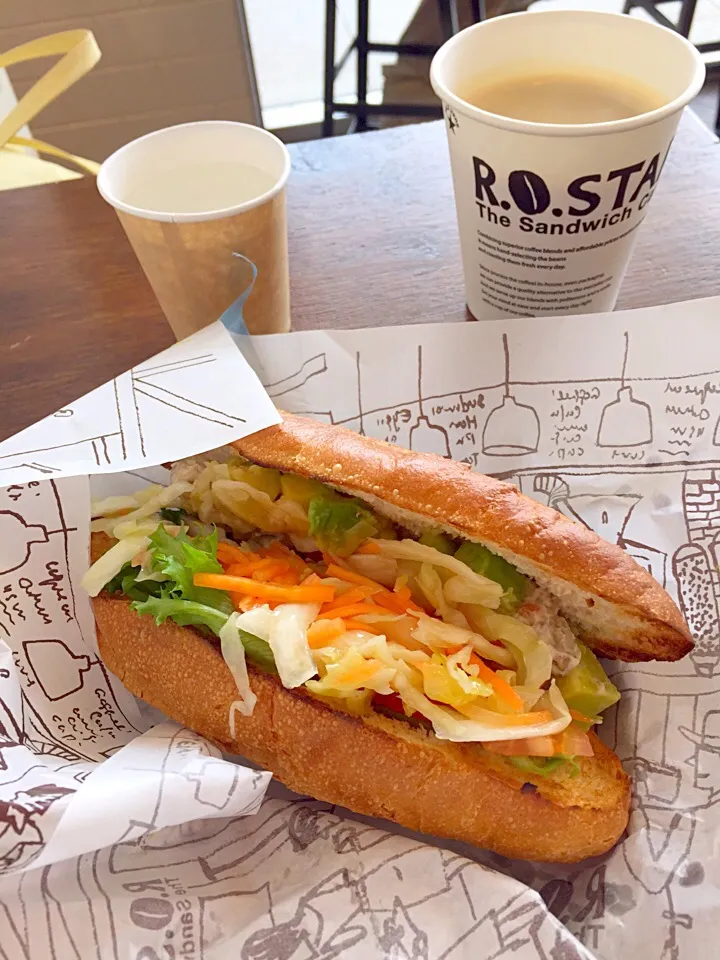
[372, 692, 423, 720]
[484, 726, 595, 759]
[373, 692, 406, 713]
[558, 724, 595, 757]
[483, 735, 557, 757]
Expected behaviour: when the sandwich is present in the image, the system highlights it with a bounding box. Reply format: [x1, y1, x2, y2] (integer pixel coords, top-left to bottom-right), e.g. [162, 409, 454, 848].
[83, 413, 692, 863]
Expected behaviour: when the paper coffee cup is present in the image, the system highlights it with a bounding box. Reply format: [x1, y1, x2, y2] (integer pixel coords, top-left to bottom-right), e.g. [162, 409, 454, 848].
[98, 121, 291, 339]
[430, 11, 705, 321]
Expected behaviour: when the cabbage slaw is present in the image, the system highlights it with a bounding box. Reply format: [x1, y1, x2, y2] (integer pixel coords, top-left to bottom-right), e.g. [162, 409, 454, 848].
[82, 458, 618, 770]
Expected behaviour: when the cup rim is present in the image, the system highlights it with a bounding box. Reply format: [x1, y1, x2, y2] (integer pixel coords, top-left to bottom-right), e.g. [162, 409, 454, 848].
[97, 120, 291, 222]
[430, 10, 706, 138]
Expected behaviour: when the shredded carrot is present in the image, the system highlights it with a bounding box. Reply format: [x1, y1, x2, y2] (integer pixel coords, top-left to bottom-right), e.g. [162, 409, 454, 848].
[245, 557, 278, 574]
[342, 619, 382, 635]
[194, 573, 335, 604]
[224, 558, 269, 577]
[316, 602, 381, 621]
[569, 708, 596, 725]
[392, 585, 422, 611]
[233, 594, 267, 613]
[262, 541, 308, 572]
[392, 578, 422, 610]
[222, 560, 254, 574]
[355, 540, 381, 555]
[373, 592, 406, 614]
[273, 571, 303, 586]
[326, 563, 422, 615]
[251, 560, 291, 582]
[376, 591, 423, 615]
[227, 557, 297, 583]
[487, 709, 553, 727]
[468, 653, 525, 713]
[326, 563, 377, 587]
[320, 585, 381, 611]
[217, 541, 252, 564]
[262, 541, 293, 559]
[301, 572, 324, 586]
[307, 618, 346, 648]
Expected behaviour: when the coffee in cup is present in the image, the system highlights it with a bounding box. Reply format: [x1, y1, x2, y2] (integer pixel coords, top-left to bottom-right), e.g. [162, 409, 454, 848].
[457, 66, 665, 125]
[430, 12, 705, 321]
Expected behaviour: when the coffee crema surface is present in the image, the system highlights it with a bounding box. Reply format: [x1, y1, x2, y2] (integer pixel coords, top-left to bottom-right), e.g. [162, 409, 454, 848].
[457, 68, 665, 124]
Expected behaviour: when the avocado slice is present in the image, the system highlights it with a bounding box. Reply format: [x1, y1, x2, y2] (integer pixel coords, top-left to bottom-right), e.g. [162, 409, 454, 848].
[229, 462, 282, 500]
[556, 642, 620, 718]
[307, 495, 379, 556]
[419, 529, 455, 554]
[455, 541, 529, 612]
[280, 473, 332, 508]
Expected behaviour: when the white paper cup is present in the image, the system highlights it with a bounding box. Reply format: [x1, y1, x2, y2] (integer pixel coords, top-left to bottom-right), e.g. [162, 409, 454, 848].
[98, 121, 291, 339]
[430, 11, 705, 321]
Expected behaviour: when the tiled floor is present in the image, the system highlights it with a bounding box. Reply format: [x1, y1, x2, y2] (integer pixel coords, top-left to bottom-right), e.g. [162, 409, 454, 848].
[246, 0, 720, 134]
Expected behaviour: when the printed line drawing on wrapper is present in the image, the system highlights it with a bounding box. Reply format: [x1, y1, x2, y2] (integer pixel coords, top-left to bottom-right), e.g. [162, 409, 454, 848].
[527, 472, 668, 587]
[482, 334, 540, 456]
[264, 354, 328, 400]
[671, 469, 720, 677]
[21, 640, 92, 702]
[0, 353, 245, 478]
[0, 320, 277, 487]
[408, 346, 451, 458]
[597, 333, 653, 448]
[0, 511, 50, 575]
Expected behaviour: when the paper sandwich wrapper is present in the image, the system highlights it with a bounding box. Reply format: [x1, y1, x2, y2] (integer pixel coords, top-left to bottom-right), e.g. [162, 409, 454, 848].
[2, 298, 720, 958]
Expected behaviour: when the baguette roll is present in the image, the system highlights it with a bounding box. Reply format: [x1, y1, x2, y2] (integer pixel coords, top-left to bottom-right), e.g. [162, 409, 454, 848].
[94, 593, 630, 863]
[231, 414, 691, 662]
[87, 412, 693, 862]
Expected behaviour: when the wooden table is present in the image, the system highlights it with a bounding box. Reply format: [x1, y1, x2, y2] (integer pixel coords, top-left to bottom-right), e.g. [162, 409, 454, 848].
[1, 112, 718, 443]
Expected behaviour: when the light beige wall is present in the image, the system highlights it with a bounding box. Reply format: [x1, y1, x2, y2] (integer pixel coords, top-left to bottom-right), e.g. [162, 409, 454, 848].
[0, 0, 261, 162]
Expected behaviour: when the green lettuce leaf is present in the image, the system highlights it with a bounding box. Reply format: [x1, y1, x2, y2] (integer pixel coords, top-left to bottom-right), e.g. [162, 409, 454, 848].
[238, 628, 278, 675]
[130, 599, 277, 672]
[508, 755, 581, 779]
[307, 496, 379, 556]
[147, 525, 233, 616]
[159, 506, 186, 524]
[132, 595, 230, 636]
[107, 524, 278, 672]
[105, 563, 166, 603]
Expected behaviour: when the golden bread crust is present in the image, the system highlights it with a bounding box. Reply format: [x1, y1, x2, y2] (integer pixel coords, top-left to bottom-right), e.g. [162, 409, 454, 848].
[93, 593, 630, 863]
[231, 412, 692, 662]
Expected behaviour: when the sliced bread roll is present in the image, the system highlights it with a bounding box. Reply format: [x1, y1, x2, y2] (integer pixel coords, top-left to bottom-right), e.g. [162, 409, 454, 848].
[93, 593, 630, 863]
[230, 413, 692, 662]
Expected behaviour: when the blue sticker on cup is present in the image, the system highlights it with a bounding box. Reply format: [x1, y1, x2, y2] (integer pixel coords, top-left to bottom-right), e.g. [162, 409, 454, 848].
[218, 252, 258, 336]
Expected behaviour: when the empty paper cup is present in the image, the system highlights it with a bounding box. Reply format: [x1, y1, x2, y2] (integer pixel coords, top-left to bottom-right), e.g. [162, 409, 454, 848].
[98, 121, 291, 339]
[430, 11, 705, 320]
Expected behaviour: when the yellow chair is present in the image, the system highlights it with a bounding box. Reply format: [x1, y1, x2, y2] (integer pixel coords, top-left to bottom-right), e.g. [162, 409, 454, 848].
[0, 30, 100, 191]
